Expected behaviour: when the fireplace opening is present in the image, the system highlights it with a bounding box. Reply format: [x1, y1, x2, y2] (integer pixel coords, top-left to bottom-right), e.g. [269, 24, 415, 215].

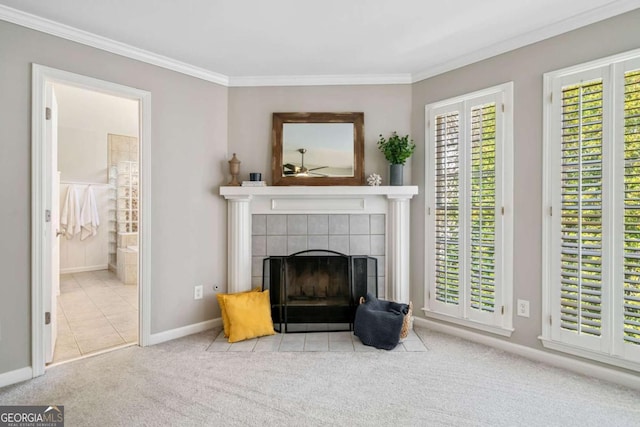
[263, 250, 377, 333]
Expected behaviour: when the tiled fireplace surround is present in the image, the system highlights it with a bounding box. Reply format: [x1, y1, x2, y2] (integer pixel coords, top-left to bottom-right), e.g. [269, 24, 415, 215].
[220, 186, 418, 305]
[250, 213, 386, 295]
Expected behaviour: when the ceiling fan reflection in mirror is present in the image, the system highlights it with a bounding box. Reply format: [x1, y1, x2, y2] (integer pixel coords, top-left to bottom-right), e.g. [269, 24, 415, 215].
[283, 148, 329, 177]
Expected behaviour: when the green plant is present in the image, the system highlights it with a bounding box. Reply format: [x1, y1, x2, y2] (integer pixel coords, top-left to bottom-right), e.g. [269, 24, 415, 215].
[377, 132, 415, 165]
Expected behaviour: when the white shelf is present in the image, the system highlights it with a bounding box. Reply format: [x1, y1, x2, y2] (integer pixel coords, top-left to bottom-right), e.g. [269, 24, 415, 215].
[220, 185, 418, 198]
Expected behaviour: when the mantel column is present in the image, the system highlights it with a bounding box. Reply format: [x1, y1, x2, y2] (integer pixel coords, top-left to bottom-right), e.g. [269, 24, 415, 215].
[224, 195, 252, 293]
[387, 195, 412, 304]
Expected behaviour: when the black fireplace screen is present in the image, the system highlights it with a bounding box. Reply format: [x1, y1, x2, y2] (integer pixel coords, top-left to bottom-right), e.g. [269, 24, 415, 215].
[263, 250, 377, 332]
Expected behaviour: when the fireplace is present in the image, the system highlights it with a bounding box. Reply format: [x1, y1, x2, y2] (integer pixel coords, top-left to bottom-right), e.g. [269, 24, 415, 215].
[219, 185, 418, 313]
[263, 250, 377, 332]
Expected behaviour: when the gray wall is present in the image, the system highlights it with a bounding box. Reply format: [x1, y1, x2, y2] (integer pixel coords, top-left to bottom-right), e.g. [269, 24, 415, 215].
[228, 85, 412, 185]
[0, 20, 228, 375]
[411, 9, 640, 349]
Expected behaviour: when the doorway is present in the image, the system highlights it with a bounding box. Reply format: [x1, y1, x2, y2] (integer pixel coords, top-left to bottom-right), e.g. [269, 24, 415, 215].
[53, 84, 140, 364]
[31, 65, 151, 377]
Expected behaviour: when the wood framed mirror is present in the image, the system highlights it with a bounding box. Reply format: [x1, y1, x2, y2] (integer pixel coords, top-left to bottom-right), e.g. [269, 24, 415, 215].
[272, 112, 364, 186]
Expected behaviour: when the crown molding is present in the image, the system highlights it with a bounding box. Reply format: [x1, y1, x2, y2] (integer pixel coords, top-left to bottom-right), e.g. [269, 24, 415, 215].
[0, 4, 229, 86]
[411, 0, 640, 83]
[228, 73, 412, 87]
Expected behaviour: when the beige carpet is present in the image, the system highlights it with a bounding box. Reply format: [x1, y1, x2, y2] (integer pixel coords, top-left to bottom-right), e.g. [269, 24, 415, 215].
[1, 327, 639, 426]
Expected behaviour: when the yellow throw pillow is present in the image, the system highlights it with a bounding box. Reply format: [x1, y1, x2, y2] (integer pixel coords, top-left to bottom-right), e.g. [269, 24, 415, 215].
[222, 289, 275, 343]
[217, 287, 261, 337]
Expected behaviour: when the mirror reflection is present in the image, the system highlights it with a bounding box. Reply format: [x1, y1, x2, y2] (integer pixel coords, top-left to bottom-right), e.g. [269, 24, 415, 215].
[282, 123, 355, 177]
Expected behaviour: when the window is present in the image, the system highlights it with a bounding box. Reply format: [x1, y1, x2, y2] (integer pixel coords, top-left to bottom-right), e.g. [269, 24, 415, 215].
[424, 83, 514, 336]
[542, 49, 640, 370]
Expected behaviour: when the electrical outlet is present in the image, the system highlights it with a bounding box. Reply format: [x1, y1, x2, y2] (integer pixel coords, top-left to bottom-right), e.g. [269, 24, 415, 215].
[517, 299, 530, 318]
[194, 285, 204, 300]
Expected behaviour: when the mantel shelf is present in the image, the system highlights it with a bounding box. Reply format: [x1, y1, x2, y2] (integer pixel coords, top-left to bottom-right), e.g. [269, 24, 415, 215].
[219, 185, 418, 198]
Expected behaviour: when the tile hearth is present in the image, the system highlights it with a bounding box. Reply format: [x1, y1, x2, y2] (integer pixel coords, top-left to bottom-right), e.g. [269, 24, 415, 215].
[207, 330, 427, 353]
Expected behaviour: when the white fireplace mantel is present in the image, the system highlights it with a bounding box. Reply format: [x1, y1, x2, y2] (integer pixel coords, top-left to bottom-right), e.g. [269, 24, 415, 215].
[219, 185, 418, 303]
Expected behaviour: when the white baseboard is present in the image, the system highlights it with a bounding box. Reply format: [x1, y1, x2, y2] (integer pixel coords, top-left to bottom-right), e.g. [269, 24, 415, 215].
[148, 318, 222, 346]
[413, 317, 640, 391]
[60, 264, 108, 274]
[0, 366, 33, 389]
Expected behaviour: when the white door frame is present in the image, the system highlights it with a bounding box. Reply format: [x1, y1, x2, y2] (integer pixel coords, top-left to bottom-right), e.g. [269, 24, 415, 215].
[31, 64, 152, 377]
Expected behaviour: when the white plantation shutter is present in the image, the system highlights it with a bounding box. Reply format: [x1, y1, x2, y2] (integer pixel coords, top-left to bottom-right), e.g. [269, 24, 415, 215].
[544, 51, 640, 368]
[426, 83, 512, 331]
[623, 69, 640, 348]
[470, 103, 497, 313]
[559, 79, 605, 339]
[548, 66, 611, 353]
[434, 110, 461, 310]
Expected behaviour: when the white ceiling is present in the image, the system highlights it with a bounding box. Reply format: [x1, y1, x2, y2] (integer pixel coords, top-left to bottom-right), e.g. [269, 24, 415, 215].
[0, 0, 638, 85]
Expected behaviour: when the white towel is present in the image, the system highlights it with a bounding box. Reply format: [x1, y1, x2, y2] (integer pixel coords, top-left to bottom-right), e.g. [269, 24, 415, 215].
[80, 185, 100, 240]
[60, 185, 81, 239]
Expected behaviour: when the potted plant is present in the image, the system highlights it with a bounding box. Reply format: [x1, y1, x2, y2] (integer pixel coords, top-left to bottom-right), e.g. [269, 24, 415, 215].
[377, 132, 415, 186]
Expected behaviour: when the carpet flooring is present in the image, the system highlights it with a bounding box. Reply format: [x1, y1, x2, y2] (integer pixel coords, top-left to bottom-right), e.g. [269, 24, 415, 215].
[1, 327, 639, 426]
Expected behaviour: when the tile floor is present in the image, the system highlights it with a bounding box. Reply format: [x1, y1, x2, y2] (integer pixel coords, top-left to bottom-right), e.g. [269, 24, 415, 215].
[207, 329, 427, 352]
[52, 269, 138, 364]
